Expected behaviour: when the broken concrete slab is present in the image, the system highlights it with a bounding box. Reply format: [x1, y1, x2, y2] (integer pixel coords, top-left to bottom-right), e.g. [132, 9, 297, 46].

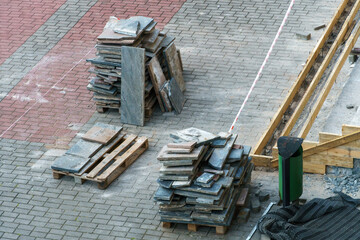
[296, 32, 311, 40]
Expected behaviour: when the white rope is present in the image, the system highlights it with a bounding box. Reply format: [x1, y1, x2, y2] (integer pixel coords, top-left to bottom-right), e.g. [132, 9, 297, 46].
[229, 0, 295, 133]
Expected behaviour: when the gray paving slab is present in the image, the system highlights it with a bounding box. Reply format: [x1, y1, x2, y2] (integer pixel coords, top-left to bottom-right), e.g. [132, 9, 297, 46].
[121, 46, 145, 126]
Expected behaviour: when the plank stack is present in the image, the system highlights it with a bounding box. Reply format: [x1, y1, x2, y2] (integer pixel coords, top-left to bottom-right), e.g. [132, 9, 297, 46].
[51, 123, 148, 189]
[87, 16, 185, 126]
[154, 128, 254, 234]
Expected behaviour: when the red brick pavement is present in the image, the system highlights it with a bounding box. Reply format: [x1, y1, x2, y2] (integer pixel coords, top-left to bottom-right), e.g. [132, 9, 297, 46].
[0, 0, 186, 145]
[0, 0, 66, 65]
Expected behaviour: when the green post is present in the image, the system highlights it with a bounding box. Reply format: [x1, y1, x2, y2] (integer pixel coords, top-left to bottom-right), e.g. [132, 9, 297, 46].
[279, 146, 303, 202]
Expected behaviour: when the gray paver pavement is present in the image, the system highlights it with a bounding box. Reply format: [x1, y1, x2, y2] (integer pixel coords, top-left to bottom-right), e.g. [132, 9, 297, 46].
[0, 0, 344, 239]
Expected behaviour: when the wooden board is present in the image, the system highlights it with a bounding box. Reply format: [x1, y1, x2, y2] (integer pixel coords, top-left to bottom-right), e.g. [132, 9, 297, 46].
[162, 222, 227, 235]
[77, 133, 125, 175]
[342, 124, 360, 135]
[282, 0, 360, 137]
[252, 0, 349, 155]
[304, 152, 353, 168]
[299, 19, 360, 138]
[121, 46, 145, 126]
[303, 162, 326, 174]
[236, 188, 249, 207]
[250, 154, 272, 167]
[85, 134, 137, 179]
[164, 43, 186, 92]
[303, 130, 360, 157]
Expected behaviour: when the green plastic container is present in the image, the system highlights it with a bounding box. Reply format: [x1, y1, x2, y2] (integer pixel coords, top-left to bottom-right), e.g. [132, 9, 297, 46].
[279, 146, 303, 202]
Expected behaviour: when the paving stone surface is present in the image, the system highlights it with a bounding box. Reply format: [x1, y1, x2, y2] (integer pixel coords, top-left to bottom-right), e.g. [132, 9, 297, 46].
[0, 0, 66, 65]
[0, 0, 186, 144]
[0, 0, 345, 239]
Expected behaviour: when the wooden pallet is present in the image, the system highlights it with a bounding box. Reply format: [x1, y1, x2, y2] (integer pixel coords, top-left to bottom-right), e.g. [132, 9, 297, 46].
[52, 135, 148, 189]
[161, 221, 228, 235]
[96, 105, 120, 113]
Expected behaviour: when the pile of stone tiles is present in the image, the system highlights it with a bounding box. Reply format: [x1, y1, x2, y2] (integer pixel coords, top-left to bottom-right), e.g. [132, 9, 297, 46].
[87, 16, 185, 125]
[154, 128, 254, 226]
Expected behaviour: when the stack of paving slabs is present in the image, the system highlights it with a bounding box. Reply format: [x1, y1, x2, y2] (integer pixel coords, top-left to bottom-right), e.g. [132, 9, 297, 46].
[51, 123, 148, 189]
[87, 16, 185, 126]
[154, 128, 254, 232]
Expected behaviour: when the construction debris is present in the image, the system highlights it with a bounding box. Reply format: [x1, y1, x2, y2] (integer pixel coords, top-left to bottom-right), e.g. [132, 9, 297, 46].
[154, 128, 254, 234]
[51, 123, 148, 189]
[314, 24, 326, 30]
[87, 16, 185, 125]
[296, 32, 311, 40]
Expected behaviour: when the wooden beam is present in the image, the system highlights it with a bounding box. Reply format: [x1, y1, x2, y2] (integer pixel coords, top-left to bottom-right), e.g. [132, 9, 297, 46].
[252, 0, 349, 154]
[303, 130, 360, 157]
[282, 0, 360, 137]
[250, 154, 273, 167]
[319, 132, 341, 143]
[299, 20, 360, 138]
[305, 152, 353, 168]
[303, 162, 326, 174]
[342, 124, 360, 135]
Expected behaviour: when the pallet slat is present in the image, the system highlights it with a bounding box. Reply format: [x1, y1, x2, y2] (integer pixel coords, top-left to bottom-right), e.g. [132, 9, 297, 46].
[96, 136, 148, 181]
[86, 134, 137, 178]
[162, 222, 228, 235]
